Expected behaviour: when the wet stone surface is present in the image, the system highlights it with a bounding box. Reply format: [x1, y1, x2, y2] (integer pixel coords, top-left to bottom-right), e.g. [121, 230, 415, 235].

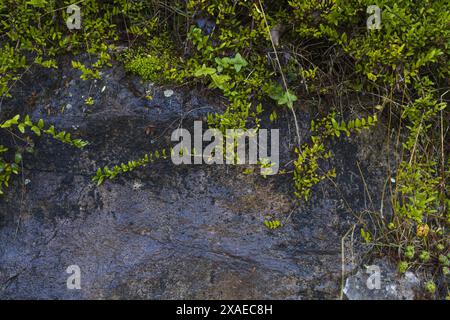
[0, 57, 396, 299]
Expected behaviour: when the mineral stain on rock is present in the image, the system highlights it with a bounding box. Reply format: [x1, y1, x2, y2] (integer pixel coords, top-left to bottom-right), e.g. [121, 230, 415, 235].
[0, 59, 392, 299]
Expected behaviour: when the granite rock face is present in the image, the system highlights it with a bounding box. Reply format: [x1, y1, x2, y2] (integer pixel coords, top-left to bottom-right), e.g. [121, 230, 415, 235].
[0, 57, 394, 299]
[344, 259, 420, 300]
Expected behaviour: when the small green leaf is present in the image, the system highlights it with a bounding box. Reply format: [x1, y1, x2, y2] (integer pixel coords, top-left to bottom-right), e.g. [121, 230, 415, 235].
[14, 152, 22, 164]
[277, 91, 298, 108]
[31, 126, 41, 136]
[194, 64, 216, 77]
[18, 123, 26, 133]
[331, 118, 339, 130]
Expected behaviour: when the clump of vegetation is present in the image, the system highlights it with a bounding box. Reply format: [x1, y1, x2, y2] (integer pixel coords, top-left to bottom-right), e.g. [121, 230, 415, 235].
[122, 35, 186, 84]
[294, 112, 377, 201]
[0, 114, 88, 194]
[92, 147, 170, 185]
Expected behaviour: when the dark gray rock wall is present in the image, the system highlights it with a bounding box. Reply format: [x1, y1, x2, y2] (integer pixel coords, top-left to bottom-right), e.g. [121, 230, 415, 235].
[0, 57, 392, 299]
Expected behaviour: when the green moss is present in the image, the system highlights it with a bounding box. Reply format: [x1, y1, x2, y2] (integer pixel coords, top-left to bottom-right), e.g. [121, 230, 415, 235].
[124, 53, 182, 84]
[122, 35, 186, 84]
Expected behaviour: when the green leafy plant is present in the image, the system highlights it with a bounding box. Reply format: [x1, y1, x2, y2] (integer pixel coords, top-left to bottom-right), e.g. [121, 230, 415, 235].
[0, 114, 88, 194]
[264, 82, 298, 109]
[84, 97, 94, 106]
[264, 219, 281, 230]
[294, 112, 377, 201]
[360, 228, 372, 244]
[93, 148, 170, 185]
[398, 261, 409, 274]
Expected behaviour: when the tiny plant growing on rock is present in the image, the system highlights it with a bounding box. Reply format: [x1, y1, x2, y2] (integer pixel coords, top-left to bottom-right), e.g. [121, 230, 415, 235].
[0, 114, 88, 195]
